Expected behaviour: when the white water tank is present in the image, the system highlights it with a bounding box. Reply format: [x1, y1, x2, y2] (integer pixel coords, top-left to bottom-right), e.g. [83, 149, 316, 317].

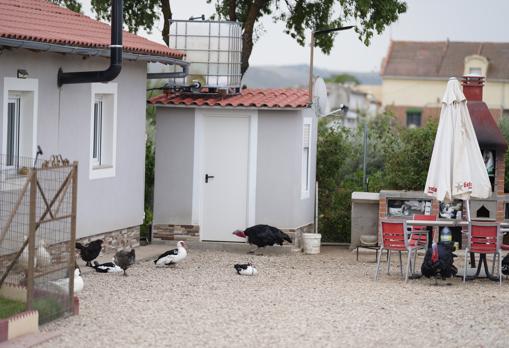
[168, 20, 242, 93]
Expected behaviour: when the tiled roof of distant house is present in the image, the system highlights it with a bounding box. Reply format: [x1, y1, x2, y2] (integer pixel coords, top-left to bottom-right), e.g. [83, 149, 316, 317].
[382, 40, 509, 80]
[149, 89, 311, 109]
[0, 0, 184, 59]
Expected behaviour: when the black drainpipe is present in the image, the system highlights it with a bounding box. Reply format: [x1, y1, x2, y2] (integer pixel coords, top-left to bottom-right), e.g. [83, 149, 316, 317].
[58, 0, 123, 87]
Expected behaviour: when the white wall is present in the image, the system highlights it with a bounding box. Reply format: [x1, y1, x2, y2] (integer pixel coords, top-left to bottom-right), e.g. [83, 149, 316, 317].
[153, 108, 195, 224]
[0, 48, 146, 238]
[255, 108, 316, 229]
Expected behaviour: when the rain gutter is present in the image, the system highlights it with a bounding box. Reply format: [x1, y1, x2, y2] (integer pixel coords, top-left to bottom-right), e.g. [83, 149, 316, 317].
[0, 36, 189, 77]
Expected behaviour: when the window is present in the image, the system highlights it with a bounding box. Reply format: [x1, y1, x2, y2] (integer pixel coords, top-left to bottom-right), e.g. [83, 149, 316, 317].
[301, 117, 312, 199]
[2, 78, 38, 172]
[92, 97, 103, 166]
[406, 110, 422, 128]
[469, 67, 482, 76]
[6, 97, 20, 167]
[90, 83, 117, 179]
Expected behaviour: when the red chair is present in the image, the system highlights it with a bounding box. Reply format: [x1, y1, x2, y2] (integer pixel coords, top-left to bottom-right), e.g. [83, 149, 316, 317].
[463, 222, 502, 285]
[375, 219, 427, 282]
[407, 214, 435, 275]
[410, 214, 435, 247]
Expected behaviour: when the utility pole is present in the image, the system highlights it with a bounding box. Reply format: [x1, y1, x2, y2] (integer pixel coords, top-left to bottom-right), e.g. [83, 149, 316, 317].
[308, 26, 354, 103]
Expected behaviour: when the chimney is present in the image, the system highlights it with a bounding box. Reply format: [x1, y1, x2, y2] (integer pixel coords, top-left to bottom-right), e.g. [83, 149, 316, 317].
[462, 75, 484, 101]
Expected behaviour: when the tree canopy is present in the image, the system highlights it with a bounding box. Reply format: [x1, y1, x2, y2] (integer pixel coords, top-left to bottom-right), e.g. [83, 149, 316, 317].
[208, 0, 407, 76]
[52, 0, 407, 78]
[325, 73, 360, 85]
[49, 0, 82, 13]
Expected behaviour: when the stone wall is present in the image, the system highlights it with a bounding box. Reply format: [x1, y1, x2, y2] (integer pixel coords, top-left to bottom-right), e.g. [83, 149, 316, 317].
[76, 225, 140, 253]
[153, 223, 313, 246]
[153, 224, 200, 240]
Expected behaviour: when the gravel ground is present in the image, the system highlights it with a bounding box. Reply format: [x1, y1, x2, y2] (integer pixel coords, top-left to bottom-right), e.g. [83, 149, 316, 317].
[39, 245, 509, 347]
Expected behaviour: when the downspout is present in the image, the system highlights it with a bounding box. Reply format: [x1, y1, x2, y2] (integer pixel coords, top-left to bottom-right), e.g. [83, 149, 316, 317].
[57, 0, 123, 87]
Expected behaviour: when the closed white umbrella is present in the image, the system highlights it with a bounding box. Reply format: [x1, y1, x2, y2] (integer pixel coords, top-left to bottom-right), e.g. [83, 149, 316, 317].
[424, 77, 491, 219]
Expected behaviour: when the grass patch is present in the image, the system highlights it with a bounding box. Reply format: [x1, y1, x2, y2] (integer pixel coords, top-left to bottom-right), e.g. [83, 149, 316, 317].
[33, 298, 64, 324]
[0, 297, 26, 320]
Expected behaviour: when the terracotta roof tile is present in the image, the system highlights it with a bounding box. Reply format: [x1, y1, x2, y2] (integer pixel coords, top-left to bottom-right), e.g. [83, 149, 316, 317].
[382, 41, 509, 80]
[0, 0, 184, 59]
[149, 89, 310, 109]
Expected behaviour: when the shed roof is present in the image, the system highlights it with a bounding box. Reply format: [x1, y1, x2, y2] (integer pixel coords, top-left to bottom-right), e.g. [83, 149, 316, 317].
[382, 40, 509, 80]
[149, 89, 311, 109]
[0, 0, 184, 60]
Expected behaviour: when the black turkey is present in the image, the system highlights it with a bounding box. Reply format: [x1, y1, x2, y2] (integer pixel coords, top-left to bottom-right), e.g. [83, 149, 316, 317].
[233, 224, 292, 254]
[421, 242, 457, 284]
[502, 254, 509, 276]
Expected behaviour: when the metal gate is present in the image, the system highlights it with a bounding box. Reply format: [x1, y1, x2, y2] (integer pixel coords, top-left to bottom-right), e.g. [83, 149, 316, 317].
[0, 155, 77, 324]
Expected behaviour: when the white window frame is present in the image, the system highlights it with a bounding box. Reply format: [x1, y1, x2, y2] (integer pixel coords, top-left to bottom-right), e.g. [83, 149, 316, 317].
[6, 96, 21, 168]
[301, 117, 313, 199]
[89, 83, 117, 180]
[2, 78, 38, 170]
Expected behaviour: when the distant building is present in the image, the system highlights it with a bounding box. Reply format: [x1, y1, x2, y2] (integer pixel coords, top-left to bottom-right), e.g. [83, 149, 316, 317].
[381, 40, 509, 127]
[326, 83, 380, 129]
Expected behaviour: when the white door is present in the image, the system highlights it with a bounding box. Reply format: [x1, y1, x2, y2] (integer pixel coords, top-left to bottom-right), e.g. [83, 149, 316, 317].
[201, 115, 250, 241]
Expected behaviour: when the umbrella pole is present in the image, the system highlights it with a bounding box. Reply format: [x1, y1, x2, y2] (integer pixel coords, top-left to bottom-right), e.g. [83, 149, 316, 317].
[465, 199, 471, 222]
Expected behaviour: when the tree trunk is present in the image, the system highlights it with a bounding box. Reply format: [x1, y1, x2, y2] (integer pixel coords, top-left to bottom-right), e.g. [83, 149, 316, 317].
[228, 0, 237, 21]
[161, 0, 172, 46]
[240, 0, 267, 77]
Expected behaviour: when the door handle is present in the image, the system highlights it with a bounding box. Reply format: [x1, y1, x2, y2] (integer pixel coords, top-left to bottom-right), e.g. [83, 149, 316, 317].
[205, 174, 215, 183]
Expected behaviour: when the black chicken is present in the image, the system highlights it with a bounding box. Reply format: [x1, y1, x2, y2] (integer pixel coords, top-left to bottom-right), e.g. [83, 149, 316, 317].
[421, 242, 457, 284]
[233, 224, 292, 254]
[114, 249, 136, 276]
[75, 240, 103, 267]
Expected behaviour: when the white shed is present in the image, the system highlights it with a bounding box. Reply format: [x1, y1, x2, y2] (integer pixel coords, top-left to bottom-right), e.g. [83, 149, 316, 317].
[149, 88, 317, 242]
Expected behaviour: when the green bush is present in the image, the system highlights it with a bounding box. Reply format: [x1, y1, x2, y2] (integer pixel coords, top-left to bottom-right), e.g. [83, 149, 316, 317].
[142, 105, 156, 241]
[317, 114, 438, 243]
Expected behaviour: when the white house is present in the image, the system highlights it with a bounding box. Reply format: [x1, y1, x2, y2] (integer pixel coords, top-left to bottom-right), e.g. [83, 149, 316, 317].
[149, 88, 317, 242]
[0, 0, 185, 247]
[326, 83, 379, 129]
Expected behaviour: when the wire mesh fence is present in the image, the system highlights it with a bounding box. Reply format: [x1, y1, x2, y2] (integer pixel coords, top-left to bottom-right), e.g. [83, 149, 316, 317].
[0, 154, 77, 324]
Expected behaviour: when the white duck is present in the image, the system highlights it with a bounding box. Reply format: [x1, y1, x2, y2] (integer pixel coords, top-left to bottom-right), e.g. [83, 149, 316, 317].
[153, 241, 187, 267]
[234, 263, 258, 276]
[51, 268, 84, 294]
[92, 260, 123, 273]
[36, 239, 52, 268]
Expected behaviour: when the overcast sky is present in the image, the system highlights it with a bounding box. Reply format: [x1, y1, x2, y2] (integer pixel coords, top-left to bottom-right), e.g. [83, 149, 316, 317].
[82, 0, 509, 73]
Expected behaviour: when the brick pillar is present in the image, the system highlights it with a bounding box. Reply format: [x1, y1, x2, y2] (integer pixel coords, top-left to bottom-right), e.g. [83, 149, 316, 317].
[496, 151, 506, 221]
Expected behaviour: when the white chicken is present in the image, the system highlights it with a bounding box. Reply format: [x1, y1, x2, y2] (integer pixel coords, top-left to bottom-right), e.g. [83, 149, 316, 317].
[50, 267, 84, 294]
[36, 239, 52, 268]
[153, 241, 187, 267]
[18, 237, 36, 271]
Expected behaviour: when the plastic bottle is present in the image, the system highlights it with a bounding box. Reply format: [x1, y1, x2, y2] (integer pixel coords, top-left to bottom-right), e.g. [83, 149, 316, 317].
[440, 226, 453, 245]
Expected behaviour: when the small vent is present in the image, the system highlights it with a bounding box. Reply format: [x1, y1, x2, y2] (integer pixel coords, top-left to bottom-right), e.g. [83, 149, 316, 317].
[476, 205, 490, 218]
[303, 124, 311, 147]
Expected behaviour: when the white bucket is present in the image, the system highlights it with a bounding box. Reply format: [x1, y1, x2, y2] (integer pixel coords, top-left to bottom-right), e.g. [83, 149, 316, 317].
[302, 233, 321, 254]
